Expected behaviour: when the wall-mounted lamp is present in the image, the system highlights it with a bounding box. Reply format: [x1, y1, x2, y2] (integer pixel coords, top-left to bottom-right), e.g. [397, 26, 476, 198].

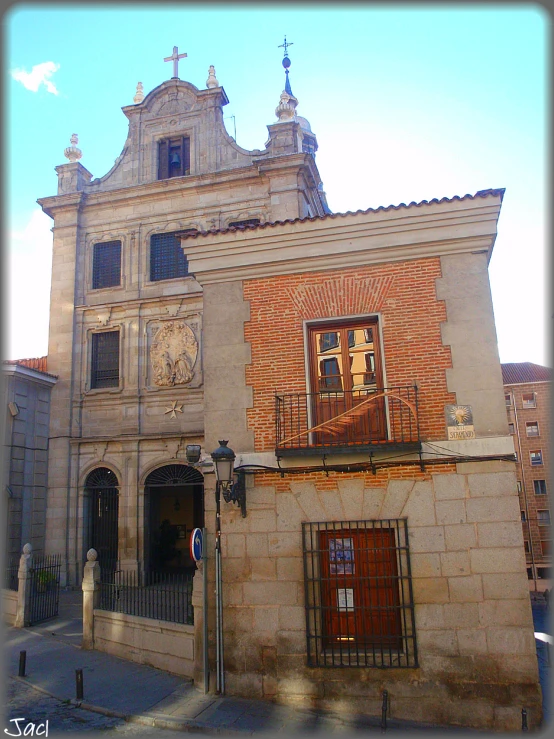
[211, 440, 247, 517]
[185, 444, 202, 464]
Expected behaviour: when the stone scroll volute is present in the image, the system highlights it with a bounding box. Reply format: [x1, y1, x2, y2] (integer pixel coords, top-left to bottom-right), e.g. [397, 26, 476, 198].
[150, 320, 198, 387]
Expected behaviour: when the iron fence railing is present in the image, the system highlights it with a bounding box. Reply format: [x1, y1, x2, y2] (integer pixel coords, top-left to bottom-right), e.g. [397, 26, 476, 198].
[99, 570, 194, 625]
[276, 385, 420, 454]
[4, 557, 18, 591]
[28, 554, 61, 625]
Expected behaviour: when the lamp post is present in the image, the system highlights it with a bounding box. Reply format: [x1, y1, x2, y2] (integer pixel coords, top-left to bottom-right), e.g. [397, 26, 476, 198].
[210, 440, 248, 695]
[211, 440, 235, 695]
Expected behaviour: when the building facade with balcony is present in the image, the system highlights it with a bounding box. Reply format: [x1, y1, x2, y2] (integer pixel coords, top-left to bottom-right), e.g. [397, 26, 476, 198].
[35, 56, 541, 730]
[502, 362, 551, 591]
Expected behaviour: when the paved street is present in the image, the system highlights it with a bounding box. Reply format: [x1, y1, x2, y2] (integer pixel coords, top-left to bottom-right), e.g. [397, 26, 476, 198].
[5, 676, 201, 736]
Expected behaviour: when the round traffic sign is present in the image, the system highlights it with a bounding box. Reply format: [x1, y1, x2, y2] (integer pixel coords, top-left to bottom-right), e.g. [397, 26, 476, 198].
[190, 527, 203, 562]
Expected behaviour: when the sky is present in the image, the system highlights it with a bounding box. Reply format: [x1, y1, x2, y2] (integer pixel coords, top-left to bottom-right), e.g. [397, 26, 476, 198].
[3, 2, 550, 366]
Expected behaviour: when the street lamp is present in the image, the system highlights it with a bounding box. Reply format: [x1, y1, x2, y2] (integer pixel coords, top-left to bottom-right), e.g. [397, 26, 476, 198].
[210, 439, 247, 695]
[211, 440, 246, 517]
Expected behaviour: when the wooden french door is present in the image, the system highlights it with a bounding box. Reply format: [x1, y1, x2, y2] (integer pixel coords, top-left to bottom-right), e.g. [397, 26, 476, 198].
[309, 319, 386, 444]
[319, 527, 402, 648]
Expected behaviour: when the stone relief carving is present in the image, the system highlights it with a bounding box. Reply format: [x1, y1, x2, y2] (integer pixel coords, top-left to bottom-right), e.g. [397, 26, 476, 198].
[151, 320, 198, 387]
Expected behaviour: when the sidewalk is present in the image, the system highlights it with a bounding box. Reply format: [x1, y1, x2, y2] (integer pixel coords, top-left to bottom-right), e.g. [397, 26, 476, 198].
[3, 592, 488, 734]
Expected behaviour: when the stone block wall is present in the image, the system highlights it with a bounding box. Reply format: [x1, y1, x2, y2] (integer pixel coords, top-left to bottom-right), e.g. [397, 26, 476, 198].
[211, 464, 541, 730]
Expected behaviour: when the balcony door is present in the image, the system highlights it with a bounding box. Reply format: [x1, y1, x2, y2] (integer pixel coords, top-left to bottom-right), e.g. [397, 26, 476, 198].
[308, 319, 386, 445]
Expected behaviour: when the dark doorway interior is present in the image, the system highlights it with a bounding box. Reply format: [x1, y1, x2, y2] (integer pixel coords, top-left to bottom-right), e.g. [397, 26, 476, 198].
[84, 467, 119, 574]
[145, 464, 204, 574]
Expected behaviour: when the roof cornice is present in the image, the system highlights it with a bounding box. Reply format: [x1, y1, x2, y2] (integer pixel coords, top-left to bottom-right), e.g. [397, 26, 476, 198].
[183, 190, 504, 284]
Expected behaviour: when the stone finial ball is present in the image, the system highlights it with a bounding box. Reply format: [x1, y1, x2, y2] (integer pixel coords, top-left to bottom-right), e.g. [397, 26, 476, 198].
[22, 543, 32, 554]
[86, 548, 98, 561]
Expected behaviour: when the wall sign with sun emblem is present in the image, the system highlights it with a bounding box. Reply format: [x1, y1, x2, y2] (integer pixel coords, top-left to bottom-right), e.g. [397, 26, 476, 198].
[445, 405, 475, 440]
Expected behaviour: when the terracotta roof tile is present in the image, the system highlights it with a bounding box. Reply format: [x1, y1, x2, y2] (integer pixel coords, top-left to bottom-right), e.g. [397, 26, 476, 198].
[3, 356, 57, 379]
[179, 188, 506, 240]
[501, 362, 551, 385]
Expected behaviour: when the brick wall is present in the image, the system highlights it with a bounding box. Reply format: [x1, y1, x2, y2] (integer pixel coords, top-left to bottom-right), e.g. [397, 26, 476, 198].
[244, 258, 456, 452]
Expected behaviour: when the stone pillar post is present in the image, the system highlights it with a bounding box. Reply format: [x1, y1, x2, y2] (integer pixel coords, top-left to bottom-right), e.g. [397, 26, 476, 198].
[14, 543, 33, 628]
[82, 548, 100, 650]
[192, 560, 207, 691]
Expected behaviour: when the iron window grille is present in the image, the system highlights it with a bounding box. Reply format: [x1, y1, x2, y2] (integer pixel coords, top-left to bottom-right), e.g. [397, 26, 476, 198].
[91, 331, 120, 389]
[302, 518, 418, 668]
[150, 232, 188, 282]
[92, 240, 121, 289]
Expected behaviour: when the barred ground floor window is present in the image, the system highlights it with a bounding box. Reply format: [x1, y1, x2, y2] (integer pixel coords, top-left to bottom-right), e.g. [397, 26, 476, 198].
[302, 518, 417, 668]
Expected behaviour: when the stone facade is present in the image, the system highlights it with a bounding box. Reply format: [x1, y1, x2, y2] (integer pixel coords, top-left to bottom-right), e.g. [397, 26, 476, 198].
[2, 360, 57, 559]
[37, 65, 541, 730]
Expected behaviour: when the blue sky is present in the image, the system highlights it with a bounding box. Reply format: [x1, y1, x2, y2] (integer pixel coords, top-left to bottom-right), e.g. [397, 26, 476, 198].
[4, 3, 550, 365]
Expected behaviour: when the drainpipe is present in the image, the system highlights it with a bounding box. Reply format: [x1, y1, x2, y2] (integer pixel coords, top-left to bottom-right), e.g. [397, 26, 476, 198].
[513, 392, 537, 591]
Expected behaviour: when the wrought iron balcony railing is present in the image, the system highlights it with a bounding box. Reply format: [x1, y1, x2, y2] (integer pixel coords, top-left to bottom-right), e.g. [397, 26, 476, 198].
[275, 385, 420, 456]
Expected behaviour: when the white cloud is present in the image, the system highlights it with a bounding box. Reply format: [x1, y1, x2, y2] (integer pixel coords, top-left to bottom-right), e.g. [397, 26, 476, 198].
[10, 61, 60, 95]
[5, 209, 53, 359]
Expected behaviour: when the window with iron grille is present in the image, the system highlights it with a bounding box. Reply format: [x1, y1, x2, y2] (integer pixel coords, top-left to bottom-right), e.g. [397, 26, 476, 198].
[150, 232, 188, 282]
[92, 241, 121, 289]
[158, 136, 191, 179]
[302, 519, 417, 668]
[91, 331, 119, 389]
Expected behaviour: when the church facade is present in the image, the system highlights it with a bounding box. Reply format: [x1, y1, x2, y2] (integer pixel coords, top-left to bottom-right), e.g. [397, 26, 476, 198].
[37, 53, 542, 730]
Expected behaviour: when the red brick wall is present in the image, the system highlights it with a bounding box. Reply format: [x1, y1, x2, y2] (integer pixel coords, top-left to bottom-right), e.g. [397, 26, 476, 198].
[244, 258, 456, 453]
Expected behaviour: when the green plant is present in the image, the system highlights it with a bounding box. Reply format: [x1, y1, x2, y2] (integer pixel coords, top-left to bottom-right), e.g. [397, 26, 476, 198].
[36, 571, 57, 587]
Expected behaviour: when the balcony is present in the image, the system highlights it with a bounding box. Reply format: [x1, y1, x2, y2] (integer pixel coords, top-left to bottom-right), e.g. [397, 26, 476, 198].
[275, 385, 421, 456]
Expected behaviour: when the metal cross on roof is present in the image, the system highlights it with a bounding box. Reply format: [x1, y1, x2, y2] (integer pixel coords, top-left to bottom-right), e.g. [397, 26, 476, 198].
[164, 45, 188, 79]
[278, 36, 293, 57]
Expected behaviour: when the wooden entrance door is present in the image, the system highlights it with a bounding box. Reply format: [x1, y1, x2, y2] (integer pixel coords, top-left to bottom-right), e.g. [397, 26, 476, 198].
[319, 527, 402, 648]
[309, 320, 386, 445]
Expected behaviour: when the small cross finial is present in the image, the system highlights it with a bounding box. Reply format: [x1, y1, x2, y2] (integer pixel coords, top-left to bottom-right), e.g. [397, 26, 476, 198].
[164, 45, 188, 79]
[278, 35, 293, 57]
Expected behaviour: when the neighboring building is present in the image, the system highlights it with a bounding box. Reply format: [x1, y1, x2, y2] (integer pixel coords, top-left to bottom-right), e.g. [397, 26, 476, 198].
[2, 357, 57, 560]
[502, 362, 551, 591]
[36, 51, 541, 730]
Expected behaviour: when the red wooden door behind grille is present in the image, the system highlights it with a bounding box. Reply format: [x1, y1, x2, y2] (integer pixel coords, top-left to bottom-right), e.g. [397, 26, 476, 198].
[319, 528, 402, 648]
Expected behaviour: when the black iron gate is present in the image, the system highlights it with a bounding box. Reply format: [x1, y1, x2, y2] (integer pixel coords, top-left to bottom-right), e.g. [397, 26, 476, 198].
[85, 468, 119, 575]
[28, 554, 61, 625]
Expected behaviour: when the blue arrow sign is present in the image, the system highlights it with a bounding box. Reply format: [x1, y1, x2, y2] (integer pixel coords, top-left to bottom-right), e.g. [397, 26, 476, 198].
[190, 527, 203, 562]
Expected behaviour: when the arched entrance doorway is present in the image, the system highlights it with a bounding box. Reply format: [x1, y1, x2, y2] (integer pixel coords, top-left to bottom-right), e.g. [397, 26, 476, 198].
[84, 467, 119, 574]
[144, 464, 204, 574]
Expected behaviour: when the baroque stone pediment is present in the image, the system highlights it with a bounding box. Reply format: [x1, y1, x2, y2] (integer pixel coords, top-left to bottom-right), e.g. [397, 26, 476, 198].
[149, 90, 196, 117]
[150, 319, 199, 387]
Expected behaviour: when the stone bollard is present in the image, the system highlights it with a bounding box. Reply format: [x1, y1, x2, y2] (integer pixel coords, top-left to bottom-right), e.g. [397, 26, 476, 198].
[82, 549, 100, 650]
[14, 544, 33, 628]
